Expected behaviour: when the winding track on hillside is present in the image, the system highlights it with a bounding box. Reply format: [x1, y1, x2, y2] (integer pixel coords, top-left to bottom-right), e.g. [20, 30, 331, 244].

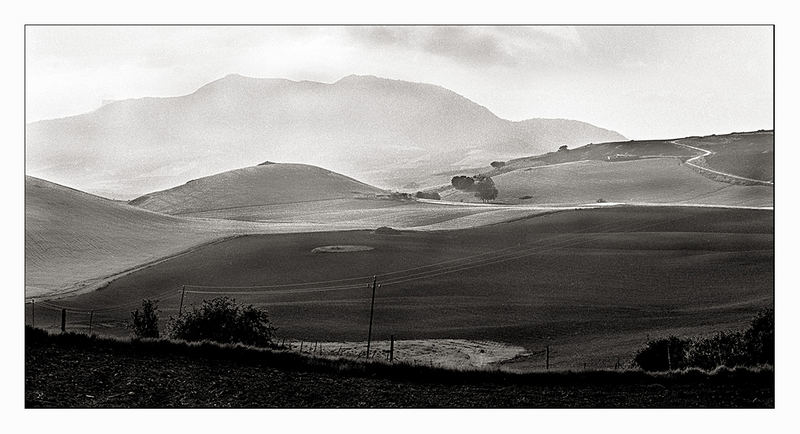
[670, 140, 774, 186]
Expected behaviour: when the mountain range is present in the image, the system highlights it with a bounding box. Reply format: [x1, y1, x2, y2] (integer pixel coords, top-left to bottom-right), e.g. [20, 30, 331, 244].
[26, 74, 625, 198]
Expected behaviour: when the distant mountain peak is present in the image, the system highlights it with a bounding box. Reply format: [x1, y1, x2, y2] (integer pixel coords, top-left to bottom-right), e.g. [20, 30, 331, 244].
[27, 74, 626, 197]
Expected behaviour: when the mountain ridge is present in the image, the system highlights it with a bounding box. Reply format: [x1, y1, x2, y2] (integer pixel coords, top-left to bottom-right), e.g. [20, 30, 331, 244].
[26, 74, 626, 198]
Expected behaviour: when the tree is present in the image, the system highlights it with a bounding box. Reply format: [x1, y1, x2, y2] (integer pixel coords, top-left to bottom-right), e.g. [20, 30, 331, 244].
[558, 145, 568, 152]
[473, 175, 499, 202]
[490, 161, 506, 168]
[451, 176, 474, 191]
[129, 299, 160, 339]
[169, 297, 276, 347]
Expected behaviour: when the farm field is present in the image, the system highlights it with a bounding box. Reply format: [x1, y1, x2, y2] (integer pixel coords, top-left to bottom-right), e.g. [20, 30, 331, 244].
[26, 176, 564, 298]
[439, 157, 773, 207]
[31, 206, 773, 370]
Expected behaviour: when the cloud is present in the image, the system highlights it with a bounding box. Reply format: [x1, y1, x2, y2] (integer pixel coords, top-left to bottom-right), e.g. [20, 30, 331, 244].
[347, 26, 584, 67]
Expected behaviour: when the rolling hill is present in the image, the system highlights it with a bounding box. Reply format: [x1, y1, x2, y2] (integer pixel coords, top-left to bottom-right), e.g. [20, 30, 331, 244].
[26, 173, 553, 297]
[434, 131, 773, 207]
[25, 176, 283, 298]
[26, 74, 625, 198]
[129, 163, 385, 215]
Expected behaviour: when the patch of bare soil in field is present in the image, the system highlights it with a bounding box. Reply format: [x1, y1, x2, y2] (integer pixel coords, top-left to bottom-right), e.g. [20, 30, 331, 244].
[290, 339, 526, 369]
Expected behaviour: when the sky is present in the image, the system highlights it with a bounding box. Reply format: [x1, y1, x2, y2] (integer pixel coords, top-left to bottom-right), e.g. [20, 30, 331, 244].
[25, 25, 773, 139]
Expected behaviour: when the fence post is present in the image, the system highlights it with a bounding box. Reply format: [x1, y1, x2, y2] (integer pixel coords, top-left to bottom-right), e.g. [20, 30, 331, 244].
[60, 309, 66, 332]
[545, 345, 550, 370]
[366, 276, 377, 357]
[89, 311, 94, 335]
[178, 285, 186, 316]
[667, 340, 672, 371]
[390, 334, 394, 363]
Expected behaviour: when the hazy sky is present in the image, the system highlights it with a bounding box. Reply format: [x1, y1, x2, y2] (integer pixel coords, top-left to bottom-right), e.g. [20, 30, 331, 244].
[26, 25, 773, 139]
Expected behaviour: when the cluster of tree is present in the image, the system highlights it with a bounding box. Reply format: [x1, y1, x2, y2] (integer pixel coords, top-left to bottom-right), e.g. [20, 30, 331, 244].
[472, 175, 498, 202]
[634, 308, 773, 371]
[129, 297, 277, 348]
[450, 175, 499, 202]
[415, 191, 441, 200]
[450, 175, 475, 191]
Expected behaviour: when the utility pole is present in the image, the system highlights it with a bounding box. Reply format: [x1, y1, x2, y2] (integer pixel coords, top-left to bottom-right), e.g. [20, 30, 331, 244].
[366, 276, 379, 358]
[60, 309, 66, 333]
[31, 299, 34, 328]
[390, 334, 394, 363]
[88, 311, 94, 335]
[178, 285, 186, 316]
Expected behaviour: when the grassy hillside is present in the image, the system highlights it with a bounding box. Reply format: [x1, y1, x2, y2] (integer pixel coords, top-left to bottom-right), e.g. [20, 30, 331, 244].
[435, 131, 773, 207]
[25, 177, 265, 297]
[129, 163, 385, 214]
[676, 131, 774, 182]
[34, 206, 772, 369]
[440, 158, 773, 207]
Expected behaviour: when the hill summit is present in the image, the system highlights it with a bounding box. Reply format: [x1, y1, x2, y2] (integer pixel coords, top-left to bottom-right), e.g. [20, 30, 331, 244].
[129, 163, 385, 215]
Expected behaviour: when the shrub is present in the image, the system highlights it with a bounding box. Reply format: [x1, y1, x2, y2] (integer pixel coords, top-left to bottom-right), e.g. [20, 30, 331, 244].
[634, 309, 775, 371]
[685, 331, 750, 370]
[633, 336, 690, 371]
[168, 297, 276, 347]
[744, 308, 774, 365]
[129, 299, 160, 339]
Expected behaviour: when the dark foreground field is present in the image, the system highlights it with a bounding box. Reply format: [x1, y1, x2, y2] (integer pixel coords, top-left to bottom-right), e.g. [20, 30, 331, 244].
[31, 206, 773, 370]
[25, 329, 773, 408]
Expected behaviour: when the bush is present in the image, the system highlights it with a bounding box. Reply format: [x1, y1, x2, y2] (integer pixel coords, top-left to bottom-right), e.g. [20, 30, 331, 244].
[744, 308, 774, 365]
[169, 297, 276, 347]
[634, 309, 775, 371]
[685, 331, 749, 370]
[633, 336, 690, 371]
[129, 299, 160, 339]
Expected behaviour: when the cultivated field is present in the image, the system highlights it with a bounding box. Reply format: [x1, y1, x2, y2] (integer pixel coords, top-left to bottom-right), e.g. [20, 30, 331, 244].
[433, 130, 773, 207]
[31, 206, 773, 370]
[440, 158, 773, 207]
[26, 176, 560, 298]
